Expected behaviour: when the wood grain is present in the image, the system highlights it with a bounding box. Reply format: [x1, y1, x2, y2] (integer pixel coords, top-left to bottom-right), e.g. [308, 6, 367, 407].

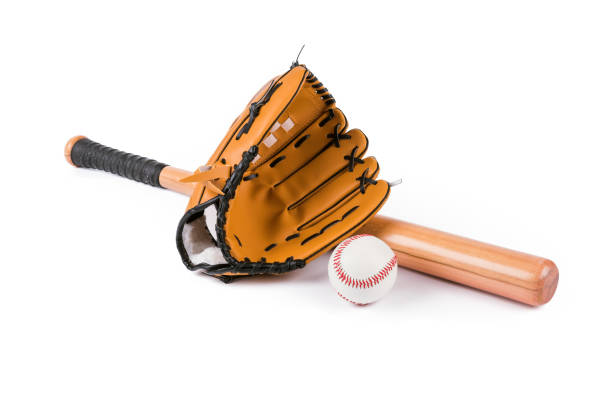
[159, 166, 193, 195]
[357, 216, 558, 306]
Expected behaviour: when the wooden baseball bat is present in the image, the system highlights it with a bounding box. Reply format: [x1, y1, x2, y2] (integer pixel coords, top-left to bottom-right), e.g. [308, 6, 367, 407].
[65, 136, 558, 306]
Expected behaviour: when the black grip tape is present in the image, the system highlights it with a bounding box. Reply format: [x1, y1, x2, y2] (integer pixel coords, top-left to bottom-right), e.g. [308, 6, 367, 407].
[71, 138, 168, 188]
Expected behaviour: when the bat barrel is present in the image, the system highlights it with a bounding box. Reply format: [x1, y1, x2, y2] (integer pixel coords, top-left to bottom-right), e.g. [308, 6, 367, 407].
[358, 216, 559, 306]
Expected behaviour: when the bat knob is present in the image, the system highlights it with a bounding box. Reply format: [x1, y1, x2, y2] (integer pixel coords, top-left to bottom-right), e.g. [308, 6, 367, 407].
[64, 135, 87, 167]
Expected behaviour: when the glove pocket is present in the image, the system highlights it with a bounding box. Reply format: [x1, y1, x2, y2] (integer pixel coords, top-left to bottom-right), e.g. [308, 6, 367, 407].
[175, 197, 232, 276]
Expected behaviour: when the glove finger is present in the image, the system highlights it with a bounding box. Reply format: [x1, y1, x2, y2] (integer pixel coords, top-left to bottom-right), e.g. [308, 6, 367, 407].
[289, 156, 380, 231]
[259, 127, 368, 206]
[218, 154, 378, 263]
[252, 168, 390, 263]
[249, 106, 340, 170]
[208, 67, 314, 167]
[252, 107, 346, 181]
[222, 156, 387, 264]
[297, 177, 390, 263]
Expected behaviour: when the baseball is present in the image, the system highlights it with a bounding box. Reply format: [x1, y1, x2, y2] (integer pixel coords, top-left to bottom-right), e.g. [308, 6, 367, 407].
[328, 234, 398, 305]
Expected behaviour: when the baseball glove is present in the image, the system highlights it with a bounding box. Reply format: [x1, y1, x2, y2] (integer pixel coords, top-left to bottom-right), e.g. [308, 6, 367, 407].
[176, 63, 390, 281]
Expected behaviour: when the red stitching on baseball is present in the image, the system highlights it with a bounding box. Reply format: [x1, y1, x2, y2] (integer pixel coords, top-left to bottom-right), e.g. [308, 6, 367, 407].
[332, 235, 398, 289]
[337, 291, 366, 306]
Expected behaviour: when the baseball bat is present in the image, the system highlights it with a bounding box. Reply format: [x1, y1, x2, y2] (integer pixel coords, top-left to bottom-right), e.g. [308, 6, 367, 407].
[65, 136, 558, 306]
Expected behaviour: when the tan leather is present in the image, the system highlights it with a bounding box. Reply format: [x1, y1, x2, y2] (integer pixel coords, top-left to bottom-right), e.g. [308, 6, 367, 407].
[180, 165, 231, 185]
[182, 64, 390, 273]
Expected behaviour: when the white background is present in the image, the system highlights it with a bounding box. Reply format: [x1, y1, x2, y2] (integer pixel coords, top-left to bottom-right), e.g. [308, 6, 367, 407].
[1, 1, 611, 407]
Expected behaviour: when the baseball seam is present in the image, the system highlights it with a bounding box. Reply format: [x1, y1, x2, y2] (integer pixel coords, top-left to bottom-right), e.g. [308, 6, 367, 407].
[332, 235, 398, 289]
[337, 291, 366, 306]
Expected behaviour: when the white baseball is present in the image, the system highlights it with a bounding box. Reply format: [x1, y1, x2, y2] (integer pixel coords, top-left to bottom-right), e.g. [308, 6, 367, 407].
[328, 234, 398, 305]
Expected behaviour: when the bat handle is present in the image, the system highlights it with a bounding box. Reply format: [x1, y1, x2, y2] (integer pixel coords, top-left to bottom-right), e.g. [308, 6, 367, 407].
[65, 136, 194, 195]
[65, 136, 169, 188]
